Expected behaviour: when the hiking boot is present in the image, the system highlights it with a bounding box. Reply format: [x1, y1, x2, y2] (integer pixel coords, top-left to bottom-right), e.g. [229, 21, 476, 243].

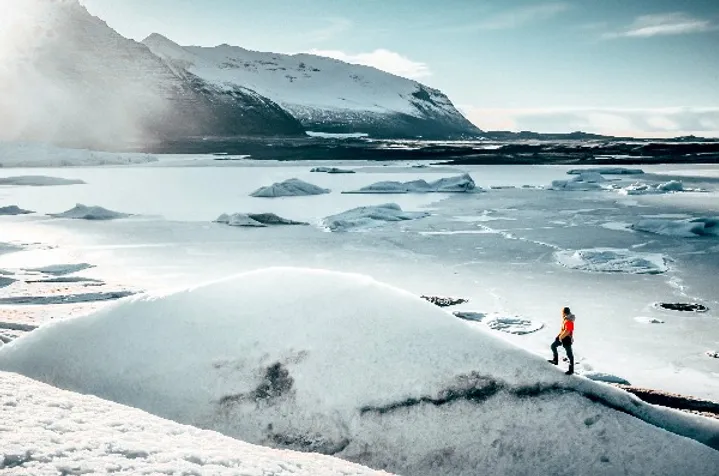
[565, 367, 574, 375]
[547, 359, 558, 365]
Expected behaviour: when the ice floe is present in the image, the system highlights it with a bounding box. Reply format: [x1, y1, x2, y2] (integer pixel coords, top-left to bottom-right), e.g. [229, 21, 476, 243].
[251, 178, 330, 197]
[550, 172, 607, 191]
[49, 204, 131, 220]
[567, 167, 644, 175]
[2, 268, 718, 476]
[555, 248, 669, 274]
[323, 204, 430, 232]
[634, 316, 665, 324]
[0, 205, 34, 215]
[344, 173, 477, 194]
[0, 291, 136, 305]
[0, 175, 85, 186]
[616, 180, 703, 196]
[0, 142, 157, 167]
[215, 213, 308, 227]
[311, 167, 355, 174]
[631, 217, 718, 238]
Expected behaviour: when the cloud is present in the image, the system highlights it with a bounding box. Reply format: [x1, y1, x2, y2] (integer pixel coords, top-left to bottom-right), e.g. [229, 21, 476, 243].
[476, 2, 570, 30]
[307, 49, 431, 79]
[458, 106, 719, 138]
[305, 17, 352, 43]
[604, 12, 716, 39]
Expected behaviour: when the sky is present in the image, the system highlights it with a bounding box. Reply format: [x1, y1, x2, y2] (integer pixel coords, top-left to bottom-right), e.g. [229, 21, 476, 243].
[80, 0, 719, 137]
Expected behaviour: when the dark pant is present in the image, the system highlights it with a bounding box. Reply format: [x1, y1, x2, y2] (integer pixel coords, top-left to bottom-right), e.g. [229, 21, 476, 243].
[551, 336, 574, 367]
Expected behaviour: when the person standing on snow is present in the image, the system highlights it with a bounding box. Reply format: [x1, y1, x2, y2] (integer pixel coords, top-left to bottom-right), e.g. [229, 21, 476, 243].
[548, 307, 575, 375]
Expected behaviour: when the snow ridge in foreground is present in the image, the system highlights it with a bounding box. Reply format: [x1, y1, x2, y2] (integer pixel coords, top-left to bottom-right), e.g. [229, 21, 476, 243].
[0, 372, 388, 475]
[1, 268, 718, 476]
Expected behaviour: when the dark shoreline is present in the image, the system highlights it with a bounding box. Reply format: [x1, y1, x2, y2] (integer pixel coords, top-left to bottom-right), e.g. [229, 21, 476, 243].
[134, 137, 719, 165]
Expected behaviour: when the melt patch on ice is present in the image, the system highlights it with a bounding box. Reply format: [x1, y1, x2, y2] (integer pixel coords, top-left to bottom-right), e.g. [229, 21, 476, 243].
[555, 248, 669, 274]
[634, 316, 665, 324]
[0, 175, 85, 186]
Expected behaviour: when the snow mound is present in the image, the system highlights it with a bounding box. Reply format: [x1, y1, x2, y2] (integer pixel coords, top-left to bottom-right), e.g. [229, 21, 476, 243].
[0, 142, 158, 167]
[311, 167, 356, 174]
[617, 180, 699, 196]
[0, 205, 34, 215]
[49, 204, 131, 220]
[345, 173, 476, 194]
[582, 372, 632, 385]
[0, 372, 388, 476]
[555, 249, 669, 274]
[484, 315, 545, 335]
[215, 212, 308, 227]
[324, 204, 430, 231]
[568, 167, 644, 175]
[0, 175, 85, 186]
[631, 217, 719, 238]
[26, 263, 95, 276]
[634, 316, 665, 324]
[2, 268, 719, 476]
[550, 172, 606, 191]
[251, 179, 330, 197]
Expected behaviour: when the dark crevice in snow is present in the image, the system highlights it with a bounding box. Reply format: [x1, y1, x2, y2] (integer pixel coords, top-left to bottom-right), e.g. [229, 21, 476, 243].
[612, 385, 719, 418]
[656, 303, 709, 313]
[219, 362, 294, 407]
[420, 295, 468, 307]
[358, 372, 719, 451]
[267, 429, 351, 456]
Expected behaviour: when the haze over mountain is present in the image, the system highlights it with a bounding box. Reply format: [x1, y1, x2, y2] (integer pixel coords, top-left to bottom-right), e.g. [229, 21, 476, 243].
[0, 0, 480, 149]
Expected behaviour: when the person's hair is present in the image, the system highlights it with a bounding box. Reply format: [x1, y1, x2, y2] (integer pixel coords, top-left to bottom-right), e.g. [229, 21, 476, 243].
[563, 307, 571, 315]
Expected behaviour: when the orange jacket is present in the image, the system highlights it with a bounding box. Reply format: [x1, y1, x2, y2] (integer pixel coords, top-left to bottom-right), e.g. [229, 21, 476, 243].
[558, 317, 574, 340]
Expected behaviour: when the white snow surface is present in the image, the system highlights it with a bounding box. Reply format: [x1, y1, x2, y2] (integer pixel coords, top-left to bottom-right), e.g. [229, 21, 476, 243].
[567, 167, 644, 175]
[631, 217, 719, 238]
[1, 268, 718, 476]
[345, 173, 477, 194]
[0, 142, 157, 167]
[49, 204, 131, 220]
[250, 178, 330, 198]
[0, 371, 390, 476]
[324, 204, 430, 231]
[0, 176, 85, 186]
[555, 249, 669, 274]
[142, 34, 462, 121]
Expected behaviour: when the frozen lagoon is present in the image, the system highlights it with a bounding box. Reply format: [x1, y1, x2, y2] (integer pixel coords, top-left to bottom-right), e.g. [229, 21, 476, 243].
[1, 161, 718, 400]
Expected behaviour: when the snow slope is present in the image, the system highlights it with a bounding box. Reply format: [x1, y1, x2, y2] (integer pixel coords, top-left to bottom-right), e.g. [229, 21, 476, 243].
[1, 268, 718, 476]
[0, 371, 390, 475]
[142, 34, 481, 139]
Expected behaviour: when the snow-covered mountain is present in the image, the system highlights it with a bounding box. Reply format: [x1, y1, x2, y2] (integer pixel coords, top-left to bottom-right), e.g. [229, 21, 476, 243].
[0, 0, 304, 148]
[143, 34, 481, 139]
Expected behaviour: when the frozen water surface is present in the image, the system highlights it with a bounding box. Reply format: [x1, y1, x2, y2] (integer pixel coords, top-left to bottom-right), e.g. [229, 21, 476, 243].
[1, 162, 718, 401]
